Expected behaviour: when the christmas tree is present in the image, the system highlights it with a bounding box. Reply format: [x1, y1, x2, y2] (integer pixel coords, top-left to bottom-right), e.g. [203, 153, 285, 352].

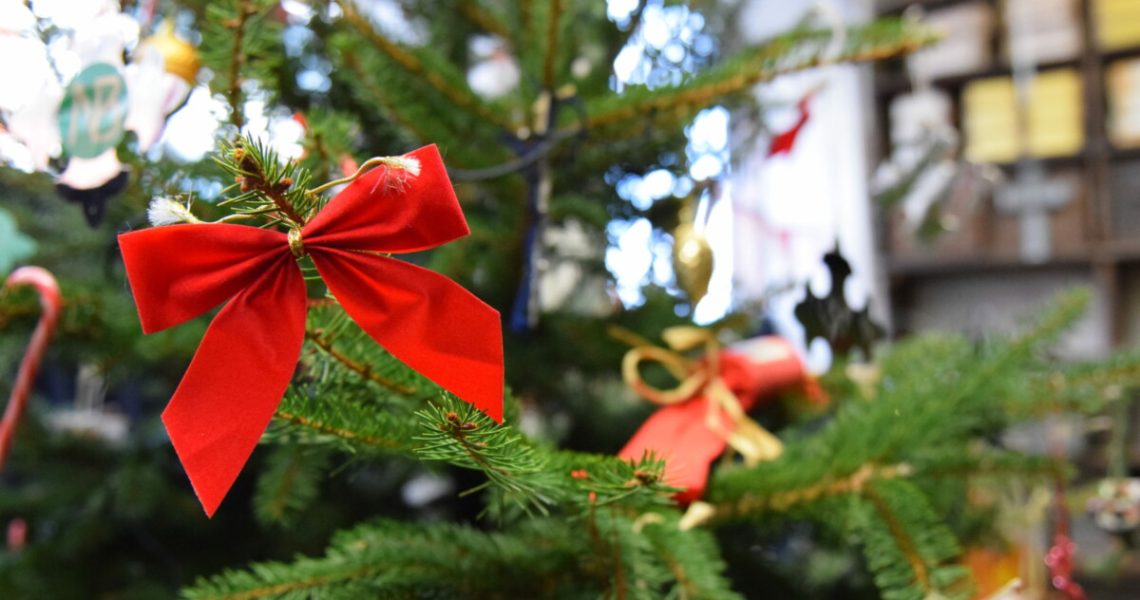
[2, 1, 1138, 598]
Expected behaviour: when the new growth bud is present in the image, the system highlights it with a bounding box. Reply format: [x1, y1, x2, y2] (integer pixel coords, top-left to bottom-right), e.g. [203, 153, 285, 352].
[147, 197, 203, 227]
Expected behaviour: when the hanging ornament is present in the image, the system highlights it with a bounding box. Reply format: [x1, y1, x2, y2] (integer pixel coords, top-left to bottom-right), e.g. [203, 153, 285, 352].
[58, 62, 129, 158]
[53, 50, 131, 226]
[137, 21, 201, 85]
[1, 9, 199, 225]
[767, 92, 813, 157]
[0, 267, 62, 469]
[55, 150, 130, 226]
[1086, 478, 1140, 535]
[1045, 478, 1087, 600]
[672, 198, 714, 305]
[125, 22, 199, 152]
[794, 246, 885, 359]
[45, 363, 129, 447]
[617, 327, 818, 503]
[466, 35, 520, 100]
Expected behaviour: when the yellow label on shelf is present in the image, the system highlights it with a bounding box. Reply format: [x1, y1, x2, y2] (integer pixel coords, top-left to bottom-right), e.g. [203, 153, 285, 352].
[961, 70, 1084, 161]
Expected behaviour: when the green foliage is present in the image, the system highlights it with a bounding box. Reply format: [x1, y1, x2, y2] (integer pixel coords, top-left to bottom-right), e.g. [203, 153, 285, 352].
[700, 290, 1095, 597]
[8, 2, 1131, 599]
[254, 446, 332, 527]
[571, 18, 938, 141]
[200, 0, 286, 128]
[213, 135, 318, 226]
[183, 510, 742, 600]
[852, 479, 971, 600]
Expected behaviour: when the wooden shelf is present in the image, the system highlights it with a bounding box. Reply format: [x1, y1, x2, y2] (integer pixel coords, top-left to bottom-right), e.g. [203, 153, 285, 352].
[875, 0, 984, 16]
[1110, 146, 1140, 162]
[1105, 239, 1140, 262]
[1100, 45, 1140, 63]
[874, 0, 1140, 348]
[875, 56, 1084, 98]
[886, 239, 1140, 278]
[886, 253, 1095, 278]
[991, 152, 1090, 170]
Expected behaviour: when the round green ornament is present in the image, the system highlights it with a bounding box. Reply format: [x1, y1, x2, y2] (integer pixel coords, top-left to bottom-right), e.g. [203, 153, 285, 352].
[58, 63, 128, 159]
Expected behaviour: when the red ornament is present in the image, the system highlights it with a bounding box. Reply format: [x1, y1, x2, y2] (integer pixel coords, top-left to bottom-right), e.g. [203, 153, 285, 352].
[118, 145, 503, 517]
[618, 333, 812, 504]
[1046, 479, 1086, 600]
[767, 94, 813, 157]
[0, 267, 62, 469]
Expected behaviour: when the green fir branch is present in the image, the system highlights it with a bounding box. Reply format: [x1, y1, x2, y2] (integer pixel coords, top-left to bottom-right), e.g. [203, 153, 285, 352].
[415, 395, 552, 511]
[568, 18, 938, 139]
[183, 518, 597, 599]
[855, 479, 971, 600]
[457, 0, 513, 41]
[708, 291, 1092, 525]
[332, 38, 514, 170]
[269, 387, 417, 454]
[305, 329, 416, 395]
[211, 135, 315, 227]
[415, 394, 675, 516]
[253, 445, 331, 527]
[541, 0, 565, 89]
[200, 0, 283, 130]
[182, 510, 741, 599]
[335, 0, 514, 131]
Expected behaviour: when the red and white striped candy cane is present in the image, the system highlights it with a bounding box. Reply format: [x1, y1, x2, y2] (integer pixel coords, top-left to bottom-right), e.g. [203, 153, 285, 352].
[0, 267, 61, 467]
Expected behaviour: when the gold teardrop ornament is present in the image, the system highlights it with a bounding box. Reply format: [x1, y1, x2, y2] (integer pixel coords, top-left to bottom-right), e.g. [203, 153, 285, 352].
[672, 223, 714, 304]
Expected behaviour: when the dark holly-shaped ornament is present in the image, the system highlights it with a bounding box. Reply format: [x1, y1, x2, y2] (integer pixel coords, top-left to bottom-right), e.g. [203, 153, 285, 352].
[794, 246, 885, 358]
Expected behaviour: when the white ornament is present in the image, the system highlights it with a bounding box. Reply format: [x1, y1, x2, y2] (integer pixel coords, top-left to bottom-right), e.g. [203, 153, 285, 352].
[124, 45, 191, 152]
[467, 35, 519, 100]
[57, 148, 123, 190]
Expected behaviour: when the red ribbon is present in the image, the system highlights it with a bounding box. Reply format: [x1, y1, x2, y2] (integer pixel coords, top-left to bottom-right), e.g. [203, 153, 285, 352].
[767, 94, 812, 157]
[118, 145, 503, 516]
[618, 337, 810, 504]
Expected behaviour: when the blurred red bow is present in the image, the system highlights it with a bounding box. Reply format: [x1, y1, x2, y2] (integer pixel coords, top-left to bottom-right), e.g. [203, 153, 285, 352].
[119, 145, 503, 516]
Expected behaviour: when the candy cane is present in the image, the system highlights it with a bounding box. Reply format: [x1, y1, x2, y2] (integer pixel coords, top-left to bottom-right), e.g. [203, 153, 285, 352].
[0, 267, 61, 468]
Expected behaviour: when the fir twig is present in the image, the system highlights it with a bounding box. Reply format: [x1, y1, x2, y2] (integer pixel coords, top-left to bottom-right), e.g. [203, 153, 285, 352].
[541, 0, 564, 89]
[304, 330, 414, 394]
[273, 409, 408, 452]
[863, 486, 931, 593]
[223, 0, 257, 129]
[415, 396, 552, 511]
[336, 0, 513, 130]
[708, 462, 913, 523]
[570, 18, 938, 136]
[457, 0, 512, 40]
[212, 136, 316, 227]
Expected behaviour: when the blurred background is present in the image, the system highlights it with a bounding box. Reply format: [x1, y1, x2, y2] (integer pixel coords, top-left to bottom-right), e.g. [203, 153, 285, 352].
[2, 0, 1140, 598]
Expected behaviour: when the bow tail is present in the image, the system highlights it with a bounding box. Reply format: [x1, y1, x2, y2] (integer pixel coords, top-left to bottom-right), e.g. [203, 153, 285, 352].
[311, 249, 504, 422]
[162, 257, 307, 516]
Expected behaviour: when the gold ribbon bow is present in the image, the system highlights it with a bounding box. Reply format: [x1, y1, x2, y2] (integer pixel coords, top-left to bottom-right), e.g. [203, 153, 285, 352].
[621, 326, 783, 466]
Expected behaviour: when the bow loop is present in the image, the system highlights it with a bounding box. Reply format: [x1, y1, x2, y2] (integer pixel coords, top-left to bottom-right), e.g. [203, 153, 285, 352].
[302, 145, 469, 254]
[660, 325, 714, 353]
[622, 326, 720, 407]
[119, 223, 287, 334]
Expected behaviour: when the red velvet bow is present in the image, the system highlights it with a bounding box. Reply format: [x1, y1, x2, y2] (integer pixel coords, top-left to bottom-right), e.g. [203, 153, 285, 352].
[618, 336, 808, 504]
[118, 145, 503, 516]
